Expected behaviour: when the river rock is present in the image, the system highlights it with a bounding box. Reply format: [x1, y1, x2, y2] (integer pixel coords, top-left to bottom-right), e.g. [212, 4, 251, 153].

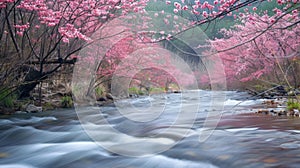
[15, 111, 28, 114]
[277, 110, 287, 116]
[276, 85, 287, 96]
[294, 109, 300, 117]
[129, 94, 139, 98]
[257, 109, 269, 115]
[97, 97, 107, 102]
[26, 104, 43, 113]
[288, 89, 300, 96]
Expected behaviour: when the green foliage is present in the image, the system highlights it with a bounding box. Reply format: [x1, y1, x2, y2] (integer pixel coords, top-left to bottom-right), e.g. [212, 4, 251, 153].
[61, 96, 73, 108]
[95, 86, 104, 97]
[128, 87, 145, 95]
[0, 89, 17, 108]
[149, 87, 165, 94]
[43, 102, 55, 110]
[287, 100, 300, 111]
[129, 87, 166, 95]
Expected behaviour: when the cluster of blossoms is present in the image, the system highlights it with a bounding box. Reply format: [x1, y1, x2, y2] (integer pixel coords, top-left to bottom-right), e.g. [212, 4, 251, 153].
[165, 0, 300, 22]
[14, 23, 30, 36]
[1, 0, 149, 42]
[166, 0, 237, 18]
[0, 0, 14, 8]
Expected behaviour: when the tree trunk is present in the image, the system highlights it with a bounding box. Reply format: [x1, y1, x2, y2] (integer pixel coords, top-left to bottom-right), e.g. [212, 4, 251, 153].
[17, 67, 42, 99]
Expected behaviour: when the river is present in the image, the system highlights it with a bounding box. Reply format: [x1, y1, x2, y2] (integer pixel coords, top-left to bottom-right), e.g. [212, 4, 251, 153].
[0, 90, 300, 168]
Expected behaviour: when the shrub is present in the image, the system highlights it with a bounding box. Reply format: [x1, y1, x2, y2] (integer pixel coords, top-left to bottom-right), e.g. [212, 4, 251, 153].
[0, 89, 17, 108]
[61, 96, 73, 108]
[287, 100, 300, 111]
[95, 86, 104, 97]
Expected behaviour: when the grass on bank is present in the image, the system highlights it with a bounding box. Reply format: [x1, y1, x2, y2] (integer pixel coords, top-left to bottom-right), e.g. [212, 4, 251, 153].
[128, 87, 147, 95]
[128, 87, 168, 96]
[0, 88, 17, 108]
[287, 99, 300, 111]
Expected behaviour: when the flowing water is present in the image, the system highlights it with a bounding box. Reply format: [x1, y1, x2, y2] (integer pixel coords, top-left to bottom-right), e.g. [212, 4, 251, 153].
[0, 90, 300, 168]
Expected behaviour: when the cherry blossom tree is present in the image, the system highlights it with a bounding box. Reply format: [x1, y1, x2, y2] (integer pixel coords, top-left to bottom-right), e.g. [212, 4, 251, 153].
[0, 0, 148, 98]
[207, 9, 300, 88]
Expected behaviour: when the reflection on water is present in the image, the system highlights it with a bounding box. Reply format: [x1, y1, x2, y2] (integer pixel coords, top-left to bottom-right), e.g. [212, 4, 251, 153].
[0, 91, 300, 168]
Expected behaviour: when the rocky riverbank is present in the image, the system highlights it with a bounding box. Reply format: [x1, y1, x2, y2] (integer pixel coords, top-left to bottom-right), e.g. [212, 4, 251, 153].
[243, 85, 300, 117]
[254, 99, 300, 117]
[1, 84, 300, 117]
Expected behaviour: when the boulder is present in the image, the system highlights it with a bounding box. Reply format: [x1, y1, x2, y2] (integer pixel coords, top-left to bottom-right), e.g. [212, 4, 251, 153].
[26, 104, 43, 113]
[97, 97, 107, 102]
[276, 85, 287, 96]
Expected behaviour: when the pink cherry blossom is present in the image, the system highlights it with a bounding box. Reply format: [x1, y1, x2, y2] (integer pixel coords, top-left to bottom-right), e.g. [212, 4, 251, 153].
[202, 11, 208, 18]
[208, 13, 300, 84]
[182, 5, 188, 10]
